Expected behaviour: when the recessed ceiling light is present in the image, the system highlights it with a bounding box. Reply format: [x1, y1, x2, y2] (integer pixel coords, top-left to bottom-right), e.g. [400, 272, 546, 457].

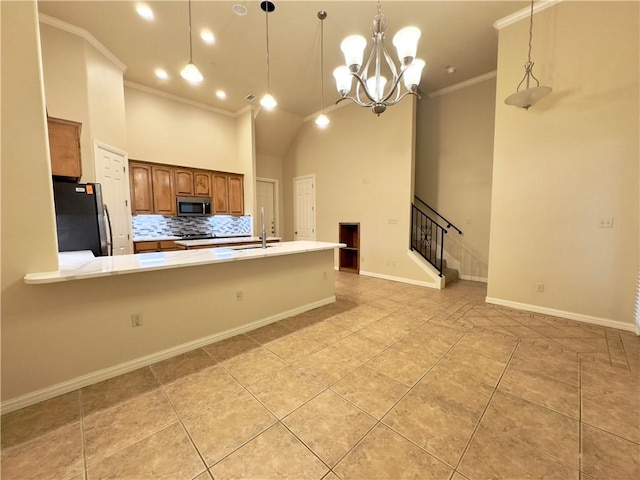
[200, 30, 215, 45]
[216, 90, 227, 99]
[154, 68, 168, 80]
[136, 3, 154, 21]
[233, 4, 248, 16]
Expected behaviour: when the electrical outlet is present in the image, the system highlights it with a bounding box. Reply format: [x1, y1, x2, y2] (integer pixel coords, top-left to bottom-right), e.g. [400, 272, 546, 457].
[535, 283, 545, 293]
[131, 313, 143, 327]
[598, 217, 614, 228]
[236, 291, 243, 301]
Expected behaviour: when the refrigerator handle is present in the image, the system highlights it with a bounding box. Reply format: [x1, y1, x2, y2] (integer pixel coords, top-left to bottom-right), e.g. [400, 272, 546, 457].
[104, 203, 114, 256]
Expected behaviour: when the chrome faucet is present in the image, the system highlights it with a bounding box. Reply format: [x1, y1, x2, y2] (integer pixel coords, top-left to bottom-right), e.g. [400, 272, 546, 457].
[260, 207, 267, 249]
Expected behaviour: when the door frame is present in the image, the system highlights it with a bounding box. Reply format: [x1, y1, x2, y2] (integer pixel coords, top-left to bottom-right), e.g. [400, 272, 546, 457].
[293, 174, 316, 241]
[93, 140, 133, 254]
[256, 177, 279, 236]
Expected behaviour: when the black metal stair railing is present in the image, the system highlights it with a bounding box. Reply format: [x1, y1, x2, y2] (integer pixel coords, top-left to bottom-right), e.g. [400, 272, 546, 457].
[410, 204, 448, 276]
[414, 196, 463, 234]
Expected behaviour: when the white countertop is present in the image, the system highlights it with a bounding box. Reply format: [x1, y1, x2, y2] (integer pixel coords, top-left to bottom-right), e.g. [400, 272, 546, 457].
[175, 236, 280, 247]
[24, 241, 345, 284]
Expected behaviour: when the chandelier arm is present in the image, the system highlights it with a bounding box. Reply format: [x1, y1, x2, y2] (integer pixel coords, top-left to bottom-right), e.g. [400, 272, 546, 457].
[381, 44, 401, 91]
[381, 90, 420, 107]
[351, 72, 378, 104]
[353, 44, 379, 104]
[335, 95, 370, 108]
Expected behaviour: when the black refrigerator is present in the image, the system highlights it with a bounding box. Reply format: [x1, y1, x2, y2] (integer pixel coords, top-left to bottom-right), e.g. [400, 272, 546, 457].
[53, 181, 111, 257]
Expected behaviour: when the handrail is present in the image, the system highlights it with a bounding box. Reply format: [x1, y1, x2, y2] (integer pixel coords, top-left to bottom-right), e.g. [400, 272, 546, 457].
[414, 195, 463, 234]
[410, 203, 446, 277]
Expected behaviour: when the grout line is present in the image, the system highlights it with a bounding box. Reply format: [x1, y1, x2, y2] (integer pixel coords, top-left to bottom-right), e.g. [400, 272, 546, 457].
[78, 389, 88, 480]
[452, 338, 520, 472]
[579, 358, 584, 476]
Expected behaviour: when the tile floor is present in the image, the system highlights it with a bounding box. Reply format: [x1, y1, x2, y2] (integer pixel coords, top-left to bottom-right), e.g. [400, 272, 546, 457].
[2, 273, 639, 480]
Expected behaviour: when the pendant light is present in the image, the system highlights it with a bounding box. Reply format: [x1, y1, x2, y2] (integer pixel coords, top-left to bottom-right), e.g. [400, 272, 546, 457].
[315, 11, 330, 128]
[180, 0, 203, 83]
[259, 1, 277, 109]
[504, 0, 552, 109]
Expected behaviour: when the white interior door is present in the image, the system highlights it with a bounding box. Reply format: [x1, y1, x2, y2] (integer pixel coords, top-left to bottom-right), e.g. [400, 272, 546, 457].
[256, 179, 277, 236]
[293, 174, 316, 241]
[94, 142, 132, 255]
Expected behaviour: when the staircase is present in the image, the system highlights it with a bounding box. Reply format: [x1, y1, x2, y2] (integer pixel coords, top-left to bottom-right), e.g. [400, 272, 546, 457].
[410, 197, 462, 287]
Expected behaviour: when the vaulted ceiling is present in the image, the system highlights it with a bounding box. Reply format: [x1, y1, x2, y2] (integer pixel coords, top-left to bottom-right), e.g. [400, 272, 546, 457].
[38, 1, 527, 119]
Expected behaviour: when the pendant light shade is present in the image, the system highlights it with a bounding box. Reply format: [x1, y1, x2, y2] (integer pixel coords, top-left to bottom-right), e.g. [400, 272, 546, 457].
[505, 0, 552, 109]
[181, 0, 202, 84]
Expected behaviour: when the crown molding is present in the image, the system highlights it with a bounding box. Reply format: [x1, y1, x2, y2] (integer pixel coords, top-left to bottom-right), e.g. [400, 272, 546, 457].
[493, 0, 561, 30]
[38, 13, 127, 72]
[428, 71, 497, 98]
[124, 81, 240, 118]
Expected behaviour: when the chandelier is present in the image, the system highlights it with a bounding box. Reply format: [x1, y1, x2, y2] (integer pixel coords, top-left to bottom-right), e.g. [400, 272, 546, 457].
[333, 0, 425, 116]
[504, 0, 552, 109]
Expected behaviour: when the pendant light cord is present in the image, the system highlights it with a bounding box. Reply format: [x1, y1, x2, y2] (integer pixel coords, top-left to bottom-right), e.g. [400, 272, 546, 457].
[265, 7, 271, 92]
[187, 0, 193, 63]
[527, 0, 534, 64]
[320, 13, 325, 112]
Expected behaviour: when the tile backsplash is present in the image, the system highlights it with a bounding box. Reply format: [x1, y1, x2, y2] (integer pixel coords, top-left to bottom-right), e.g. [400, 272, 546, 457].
[132, 215, 252, 238]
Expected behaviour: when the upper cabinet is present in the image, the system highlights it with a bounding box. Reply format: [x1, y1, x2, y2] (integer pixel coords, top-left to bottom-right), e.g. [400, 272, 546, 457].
[174, 168, 194, 196]
[212, 172, 244, 215]
[47, 117, 82, 179]
[212, 173, 230, 214]
[129, 160, 243, 216]
[194, 171, 212, 197]
[129, 162, 154, 214]
[151, 165, 175, 215]
[228, 174, 244, 215]
[175, 168, 212, 198]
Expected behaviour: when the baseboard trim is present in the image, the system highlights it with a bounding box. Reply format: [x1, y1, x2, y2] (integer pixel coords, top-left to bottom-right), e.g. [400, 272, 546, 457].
[459, 274, 488, 283]
[360, 270, 439, 289]
[485, 296, 638, 334]
[0, 296, 335, 415]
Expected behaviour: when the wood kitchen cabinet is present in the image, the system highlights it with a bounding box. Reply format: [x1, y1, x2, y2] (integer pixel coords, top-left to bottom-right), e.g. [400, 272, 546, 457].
[194, 171, 212, 197]
[228, 174, 244, 215]
[129, 162, 154, 214]
[151, 165, 175, 215]
[213, 172, 244, 215]
[129, 161, 175, 215]
[174, 169, 194, 196]
[129, 160, 242, 216]
[133, 240, 182, 253]
[48, 117, 82, 179]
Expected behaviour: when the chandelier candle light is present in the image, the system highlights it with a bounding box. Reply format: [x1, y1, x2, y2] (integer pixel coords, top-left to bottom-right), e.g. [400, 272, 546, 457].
[180, 0, 203, 83]
[260, 1, 277, 110]
[504, 0, 552, 109]
[333, 0, 425, 116]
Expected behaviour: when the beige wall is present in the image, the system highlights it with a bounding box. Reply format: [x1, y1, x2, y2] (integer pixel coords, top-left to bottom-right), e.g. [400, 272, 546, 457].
[235, 108, 256, 219]
[415, 77, 496, 280]
[39, 23, 94, 180]
[85, 41, 127, 155]
[124, 86, 241, 173]
[488, 1, 639, 327]
[283, 100, 438, 286]
[39, 23, 126, 182]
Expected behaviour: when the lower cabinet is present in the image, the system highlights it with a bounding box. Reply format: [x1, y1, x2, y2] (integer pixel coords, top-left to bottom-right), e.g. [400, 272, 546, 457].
[133, 241, 183, 253]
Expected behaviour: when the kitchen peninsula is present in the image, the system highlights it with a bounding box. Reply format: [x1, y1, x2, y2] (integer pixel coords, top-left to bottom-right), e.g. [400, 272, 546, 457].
[9, 242, 343, 412]
[24, 241, 340, 283]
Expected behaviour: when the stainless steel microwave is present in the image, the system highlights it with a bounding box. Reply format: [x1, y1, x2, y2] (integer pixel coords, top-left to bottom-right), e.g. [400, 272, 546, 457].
[176, 197, 212, 216]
